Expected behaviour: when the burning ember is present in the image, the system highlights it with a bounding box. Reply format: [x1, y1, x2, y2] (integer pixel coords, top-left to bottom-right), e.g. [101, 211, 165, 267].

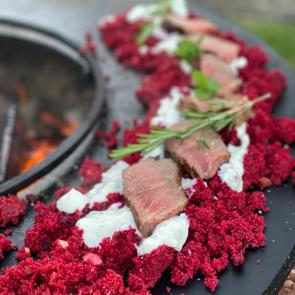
[20, 141, 57, 173]
[20, 112, 79, 174]
[0, 82, 79, 183]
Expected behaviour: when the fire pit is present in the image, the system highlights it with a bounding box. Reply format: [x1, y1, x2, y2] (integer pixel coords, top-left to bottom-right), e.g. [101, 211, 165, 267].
[0, 19, 104, 195]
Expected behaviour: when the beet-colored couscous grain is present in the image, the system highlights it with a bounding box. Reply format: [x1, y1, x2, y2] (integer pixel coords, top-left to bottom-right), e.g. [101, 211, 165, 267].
[0, 195, 27, 228]
[0, 234, 15, 261]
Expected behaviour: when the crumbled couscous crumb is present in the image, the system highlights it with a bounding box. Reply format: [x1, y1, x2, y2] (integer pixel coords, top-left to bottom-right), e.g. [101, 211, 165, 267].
[0, 195, 27, 228]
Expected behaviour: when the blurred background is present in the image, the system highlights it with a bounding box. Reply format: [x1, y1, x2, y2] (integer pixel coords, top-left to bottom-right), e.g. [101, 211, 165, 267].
[197, 0, 295, 69]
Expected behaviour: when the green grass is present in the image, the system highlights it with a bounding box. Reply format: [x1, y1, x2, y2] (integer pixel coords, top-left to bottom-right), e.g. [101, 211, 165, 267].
[237, 20, 295, 69]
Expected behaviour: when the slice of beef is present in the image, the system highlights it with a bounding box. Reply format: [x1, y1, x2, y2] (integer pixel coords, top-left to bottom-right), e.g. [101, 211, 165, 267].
[189, 34, 241, 62]
[165, 121, 230, 179]
[200, 54, 242, 96]
[165, 14, 219, 35]
[123, 158, 187, 237]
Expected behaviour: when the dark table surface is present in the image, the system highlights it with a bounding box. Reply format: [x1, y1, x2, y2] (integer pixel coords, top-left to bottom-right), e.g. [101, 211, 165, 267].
[0, 1, 295, 294]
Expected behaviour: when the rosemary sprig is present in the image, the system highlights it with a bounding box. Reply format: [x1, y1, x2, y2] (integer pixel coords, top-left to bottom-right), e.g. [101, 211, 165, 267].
[109, 93, 271, 159]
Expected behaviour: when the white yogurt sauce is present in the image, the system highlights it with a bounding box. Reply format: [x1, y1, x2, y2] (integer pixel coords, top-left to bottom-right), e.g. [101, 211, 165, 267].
[76, 205, 139, 248]
[137, 214, 189, 255]
[143, 145, 165, 159]
[86, 161, 129, 204]
[180, 59, 193, 75]
[138, 45, 149, 55]
[145, 87, 183, 158]
[230, 56, 248, 75]
[77, 204, 189, 255]
[150, 87, 183, 128]
[57, 161, 129, 214]
[181, 177, 196, 189]
[219, 123, 250, 192]
[170, 0, 189, 18]
[57, 189, 89, 214]
[152, 33, 182, 55]
[152, 26, 169, 40]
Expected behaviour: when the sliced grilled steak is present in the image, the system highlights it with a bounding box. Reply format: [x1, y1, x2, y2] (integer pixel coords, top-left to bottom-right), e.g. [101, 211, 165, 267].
[189, 34, 241, 62]
[165, 121, 230, 179]
[200, 54, 242, 96]
[123, 158, 187, 237]
[165, 14, 219, 34]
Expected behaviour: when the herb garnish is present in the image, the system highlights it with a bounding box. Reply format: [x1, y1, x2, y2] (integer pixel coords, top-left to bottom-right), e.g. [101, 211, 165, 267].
[197, 139, 210, 150]
[192, 70, 221, 100]
[136, 0, 171, 44]
[175, 38, 203, 63]
[109, 93, 271, 159]
[137, 23, 156, 44]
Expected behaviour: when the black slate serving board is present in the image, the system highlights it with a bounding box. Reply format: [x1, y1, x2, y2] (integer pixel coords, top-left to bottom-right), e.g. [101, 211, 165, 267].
[0, 1, 294, 294]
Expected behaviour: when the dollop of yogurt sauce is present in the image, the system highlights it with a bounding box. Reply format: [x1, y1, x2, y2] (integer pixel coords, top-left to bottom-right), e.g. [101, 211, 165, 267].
[143, 145, 165, 159]
[57, 161, 129, 213]
[152, 33, 183, 55]
[76, 205, 189, 256]
[181, 177, 196, 189]
[86, 161, 129, 204]
[230, 56, 248, 75]
[180, 59, 193, 74]
[137, 214, 189, 255]
[219, 123, 250, 192]
[144, 87, 183, 159]
[76, 204, 139, 248]
[56, 189, 89, 214]
[150, 87, 183, 128]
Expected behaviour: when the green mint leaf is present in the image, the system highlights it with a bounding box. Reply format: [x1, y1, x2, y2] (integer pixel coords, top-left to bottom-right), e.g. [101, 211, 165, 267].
[192, 70, 220, 100]
[174, 39, 202, 63]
